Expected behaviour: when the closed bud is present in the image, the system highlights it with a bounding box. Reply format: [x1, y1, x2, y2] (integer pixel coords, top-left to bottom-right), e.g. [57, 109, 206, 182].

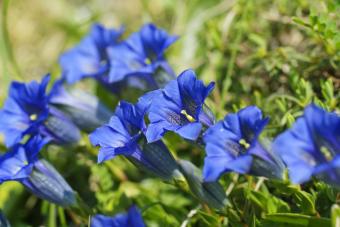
[44, 107, 81, 144]
[50, 86, 113, 132]
[129, 139, 183, 182]
[178, 160, 228, 210]
[22, 160, 76, 207]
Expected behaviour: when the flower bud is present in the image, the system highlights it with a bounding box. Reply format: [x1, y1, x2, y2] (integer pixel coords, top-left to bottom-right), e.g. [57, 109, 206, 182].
[50, 86, 113, 132]
[21, 159, 76, 207]
[44, 107, 81, 144]
[129, 139, 183, 182]
[178, 160, 228, 210]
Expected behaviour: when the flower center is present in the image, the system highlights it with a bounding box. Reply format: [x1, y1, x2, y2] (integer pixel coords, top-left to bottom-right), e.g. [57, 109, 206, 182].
[239, 139, 250, 149]
[180, 110, 195, 123]
[320, 146, 333, 161]
[30, 114, 38, 121]
[144, 58, 152, 65]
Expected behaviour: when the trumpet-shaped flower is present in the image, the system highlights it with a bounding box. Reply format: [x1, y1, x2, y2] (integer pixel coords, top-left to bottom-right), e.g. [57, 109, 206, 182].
[203, 106, 284, 181]
[108, 23, 178, 87]
[146, 69, 215, 143]
[49, 79, 113, 132]
[0, 75, 81, 147]
[274, 104, 340, 187]
[89, 101, 180, 181]
[91, 205, 145, 227]
[60, 23, 123, 84]
[0, 136, 76, 207]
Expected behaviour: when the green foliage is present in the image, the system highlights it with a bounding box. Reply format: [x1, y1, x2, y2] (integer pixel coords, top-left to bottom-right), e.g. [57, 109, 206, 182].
[0, 0, 339, 226]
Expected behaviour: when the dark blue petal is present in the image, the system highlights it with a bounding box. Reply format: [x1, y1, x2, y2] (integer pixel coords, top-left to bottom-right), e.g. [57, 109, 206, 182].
[0, 135, 47, 184]
[22, 159, 76, 207]
[177, 69, 215, 118]
[175, 122, 202, 141]
[237, 106, 269, 142]
[108, 23, 177, 86]
[91, 205, 145, 227]
[0, 76, 52, 147]
[274, 104, 340, 185]
[60, 23, 123, 84]
[50, 81, 112, 132]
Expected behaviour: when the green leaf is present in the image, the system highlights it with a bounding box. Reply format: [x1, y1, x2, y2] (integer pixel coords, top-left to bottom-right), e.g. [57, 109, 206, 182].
[264, 213, 330, 227]
[293, 191, 316, 215]
[331, 205, 340, 227]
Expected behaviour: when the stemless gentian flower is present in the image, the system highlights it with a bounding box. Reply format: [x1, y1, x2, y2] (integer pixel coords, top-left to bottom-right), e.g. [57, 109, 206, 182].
[89, 101, 181, 181]
[49, 79, 113, 132]
[90, 205, 145, 227]
[0, 136, 76, 207]
[203, 106, 285, 181]
[108, 23, 178, 88]
[0, 75, 81, 147]
[146, 69, 215, 143]
[274, 104, 340, 187]
[60, 23, 123, 85]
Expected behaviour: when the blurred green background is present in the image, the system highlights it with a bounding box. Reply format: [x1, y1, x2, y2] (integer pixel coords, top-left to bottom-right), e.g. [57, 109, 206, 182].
[0, 0, 339, 226]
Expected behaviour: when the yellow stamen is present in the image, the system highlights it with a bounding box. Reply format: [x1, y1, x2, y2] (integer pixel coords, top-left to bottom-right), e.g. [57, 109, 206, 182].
[180, 110, 195, 122]
[144, 58, 151, 64]
[239, 139, 250, 149]
[30, 114, 37, 121]
[320, 146, 333, 161]
[23, 160, 29, 165]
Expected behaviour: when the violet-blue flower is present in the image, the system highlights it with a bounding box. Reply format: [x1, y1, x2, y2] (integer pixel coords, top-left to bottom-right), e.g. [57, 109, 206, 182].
[49, 79, 113, 132]
[91, 205, 145, 227]
[274, 104, 340, 187]
[203, 106, 284, 181]
[60, 23, 123, 84]
[108, 23, 178, 88]
[0, 136, 76, 207]
[0, 75, 81, 147]
[89, 101, 181, 181]
[145, 69, 215, 143]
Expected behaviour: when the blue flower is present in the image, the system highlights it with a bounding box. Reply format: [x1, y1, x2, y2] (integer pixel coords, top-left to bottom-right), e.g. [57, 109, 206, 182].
[91, 205, 145, 227]
[0, 75, 81, 147]
[203, 106, 284, 181]
[89, 101, 181, 181]
[145, 69, 215, 143]
[0, 136, 76, 207]
[274, 104, 340, 187]
[49, 79, 113, 132]
[60, 23, 123, 84]
[108, 23, 178, 88]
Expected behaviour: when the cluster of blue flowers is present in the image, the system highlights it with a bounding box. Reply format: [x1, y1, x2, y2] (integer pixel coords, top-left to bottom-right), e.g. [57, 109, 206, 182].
[0, 22, 339, 226]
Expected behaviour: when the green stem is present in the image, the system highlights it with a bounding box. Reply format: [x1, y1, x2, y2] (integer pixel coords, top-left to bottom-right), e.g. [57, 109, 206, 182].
[58, 207, 67, 227]
[1, 0, 23, 80]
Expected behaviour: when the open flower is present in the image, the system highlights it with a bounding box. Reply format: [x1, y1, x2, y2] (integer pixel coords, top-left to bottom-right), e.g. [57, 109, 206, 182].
[274, 104, 340, 187]
[60, 23, 123, 84]
[203, 106, 284, 181]
[0, 75, 81, 147]
[91, 205, 145, 227]
[146, 69, 215, 143]
[0, 136, 76, 207]
[108, 23, 178, 88]
[89, 101, 181, 181]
